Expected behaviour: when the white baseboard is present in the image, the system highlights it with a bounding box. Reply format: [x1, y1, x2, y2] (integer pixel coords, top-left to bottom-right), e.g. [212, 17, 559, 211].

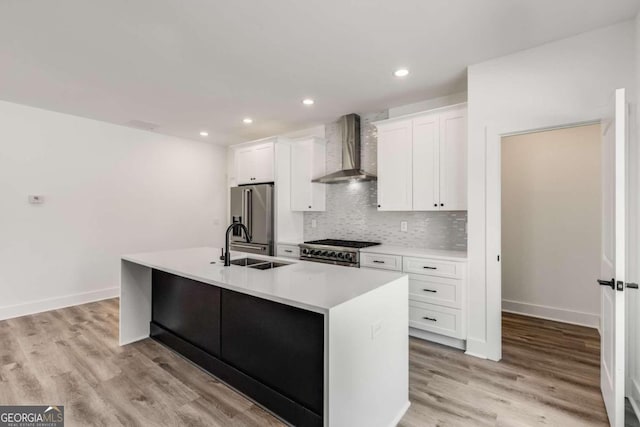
[465, 337, 492, 360]
[0, 287, 119, 321]
[387, 401, 410, 427]
[502, 299, 599, 329]
[409, 327, 466, 350]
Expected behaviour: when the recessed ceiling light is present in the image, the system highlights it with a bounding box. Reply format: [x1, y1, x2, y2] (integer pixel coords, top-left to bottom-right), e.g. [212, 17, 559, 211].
[199, 131, 209, 137]
[243, 118, 253, 124]
[393, 68, 410, 77]
[302, 98, 315, 106]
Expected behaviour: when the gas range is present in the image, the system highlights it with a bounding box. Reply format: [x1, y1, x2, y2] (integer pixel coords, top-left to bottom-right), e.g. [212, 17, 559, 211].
[299, 239, 380, 267]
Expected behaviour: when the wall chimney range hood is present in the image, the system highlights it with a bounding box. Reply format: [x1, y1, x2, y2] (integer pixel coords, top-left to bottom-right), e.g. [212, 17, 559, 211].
[312, 114, 377, 184]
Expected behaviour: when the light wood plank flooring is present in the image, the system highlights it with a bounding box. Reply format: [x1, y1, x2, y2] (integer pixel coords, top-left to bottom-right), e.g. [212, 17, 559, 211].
[0, 300, 612, 426]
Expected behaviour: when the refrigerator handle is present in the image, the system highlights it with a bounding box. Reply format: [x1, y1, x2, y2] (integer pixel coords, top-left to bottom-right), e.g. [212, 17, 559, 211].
[246, 189, 253, 238]
[242, 189, 247, 233]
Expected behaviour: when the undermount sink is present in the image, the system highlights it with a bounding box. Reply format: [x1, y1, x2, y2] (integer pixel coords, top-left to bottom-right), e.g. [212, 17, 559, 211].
[230, 257, 268, 267]
[230, 258, 292, 270]
[248, 261, 291, 270]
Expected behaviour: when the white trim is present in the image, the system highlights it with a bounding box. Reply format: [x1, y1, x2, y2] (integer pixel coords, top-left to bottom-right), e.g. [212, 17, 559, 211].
[501, 120, 601, 138]
[465, 337, 490, 360]
[409, 327, 466, 350]
[387, 401, 411, 427]
[372, 102, 467, 127]
[630, 379, 640, 420]
[0, 287, 119, 321]
[502, 300, 600, 329]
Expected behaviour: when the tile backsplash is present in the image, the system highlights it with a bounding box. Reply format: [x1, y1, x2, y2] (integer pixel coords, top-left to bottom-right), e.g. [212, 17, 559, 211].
[303, 111, 467, 251]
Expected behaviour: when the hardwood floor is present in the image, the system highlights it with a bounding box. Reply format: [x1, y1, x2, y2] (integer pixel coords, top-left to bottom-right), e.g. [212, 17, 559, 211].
[400, 313, 607, 427]
[0, 300, 612, 426]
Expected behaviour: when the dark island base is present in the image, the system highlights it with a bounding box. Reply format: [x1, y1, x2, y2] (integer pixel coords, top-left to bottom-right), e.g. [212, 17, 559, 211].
[150, 269, 324, 427]
[150, 322, 322, 427]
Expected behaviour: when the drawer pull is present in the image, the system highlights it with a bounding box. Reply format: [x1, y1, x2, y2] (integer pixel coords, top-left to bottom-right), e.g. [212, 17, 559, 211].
[372, 260, 385, 264]
[422, 289, 437, 293]
[284, 250, 293, 253]
[423, 266, 437, 270]
[422, 316, 437, 322]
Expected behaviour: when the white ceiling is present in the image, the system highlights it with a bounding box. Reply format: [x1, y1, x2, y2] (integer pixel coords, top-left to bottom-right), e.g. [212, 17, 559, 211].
[0, 0, 638, 145]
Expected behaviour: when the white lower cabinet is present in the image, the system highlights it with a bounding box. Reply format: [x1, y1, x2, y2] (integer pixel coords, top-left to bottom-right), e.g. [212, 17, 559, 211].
[361, 250, 467, 347]
[408, 274, 462, 309]
[360, 253, 402, 271]
[276, 244, 300, 259]
[409, 301, 464, 339]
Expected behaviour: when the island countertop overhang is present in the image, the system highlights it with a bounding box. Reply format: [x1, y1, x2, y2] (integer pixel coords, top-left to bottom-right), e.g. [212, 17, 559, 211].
[121, 246, 406, 313]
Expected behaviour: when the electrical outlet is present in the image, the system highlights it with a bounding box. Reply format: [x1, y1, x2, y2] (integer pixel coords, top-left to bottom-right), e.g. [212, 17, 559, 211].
[400, 221, 408, 232]
[311, 219, 317, 228]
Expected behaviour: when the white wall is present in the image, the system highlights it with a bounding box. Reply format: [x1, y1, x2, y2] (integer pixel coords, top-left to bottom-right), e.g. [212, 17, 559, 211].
[501, 124, 602, 328]
[467, 20, 636, 360]
[0, 100, 227, 319]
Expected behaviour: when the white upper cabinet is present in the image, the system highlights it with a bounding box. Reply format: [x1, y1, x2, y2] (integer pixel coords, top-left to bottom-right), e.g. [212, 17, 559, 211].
[290, 137, 326, 211]
[376, 119, 413, 211]
[235, 141, 275, 185]
[374, 104, 467, 212]
[412, 113, 440, 211]
[438, 107, 467, 210]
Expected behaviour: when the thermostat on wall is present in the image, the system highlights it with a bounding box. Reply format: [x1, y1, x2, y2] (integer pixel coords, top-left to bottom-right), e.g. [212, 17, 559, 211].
[28, 195, 44, 204]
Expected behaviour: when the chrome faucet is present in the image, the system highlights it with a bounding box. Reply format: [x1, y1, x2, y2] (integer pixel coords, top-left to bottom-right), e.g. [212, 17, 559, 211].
[223, 222, 252, 266]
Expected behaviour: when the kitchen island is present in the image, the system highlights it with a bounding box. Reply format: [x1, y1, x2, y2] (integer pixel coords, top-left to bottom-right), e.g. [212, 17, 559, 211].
[120, 247, 409, 427]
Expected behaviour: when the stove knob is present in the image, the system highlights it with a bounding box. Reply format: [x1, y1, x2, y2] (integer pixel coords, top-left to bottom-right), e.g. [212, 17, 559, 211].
[310, 249, 318, 255]
[329, 252, 336, 258]
[345, 253, 353, 261]
[302, 248, 309, 255]
[321, 251, 328, 257]
[337, 253, 344, 259]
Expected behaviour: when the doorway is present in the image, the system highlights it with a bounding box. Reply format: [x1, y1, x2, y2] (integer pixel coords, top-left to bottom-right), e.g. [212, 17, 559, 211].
[500, 124, 602, 329]
[498, 122, 640, 426]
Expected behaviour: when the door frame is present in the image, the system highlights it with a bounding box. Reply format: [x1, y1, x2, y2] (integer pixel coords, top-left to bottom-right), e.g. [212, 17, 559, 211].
[484, 119, 602, 361]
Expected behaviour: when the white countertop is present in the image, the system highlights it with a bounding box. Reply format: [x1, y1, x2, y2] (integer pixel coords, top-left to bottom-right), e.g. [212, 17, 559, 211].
[122, 247, 405, 312]
[360, 245, 467, 261]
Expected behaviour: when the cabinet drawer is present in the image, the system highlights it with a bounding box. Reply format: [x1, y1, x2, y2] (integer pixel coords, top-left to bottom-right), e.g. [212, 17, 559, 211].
[277, 244, 300, 259]
[403, 256, 464, 279]
[360, 253, 402, 271]
[408, 274, 462, 309]
[409, 301, 464, 339]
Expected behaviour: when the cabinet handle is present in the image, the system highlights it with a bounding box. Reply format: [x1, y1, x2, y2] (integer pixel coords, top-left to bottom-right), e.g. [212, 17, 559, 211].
[422, 289, 437, 293]
[440, 203, 444, 207]
[284, 250, 293, 253]
[377, 205, 381, 208]
[433, 203, 437, 207]
[308, 205, 312, 209]
[423, 266, 437, 270]
[373, 260, 385, 264]
[423, 316, 437, 322]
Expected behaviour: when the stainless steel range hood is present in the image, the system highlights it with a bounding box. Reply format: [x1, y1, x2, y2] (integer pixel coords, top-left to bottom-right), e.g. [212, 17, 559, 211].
[312, 114, 377, 184]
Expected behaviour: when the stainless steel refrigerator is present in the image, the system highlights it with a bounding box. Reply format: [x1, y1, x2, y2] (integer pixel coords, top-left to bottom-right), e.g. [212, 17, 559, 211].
[229, 184, 274, 255]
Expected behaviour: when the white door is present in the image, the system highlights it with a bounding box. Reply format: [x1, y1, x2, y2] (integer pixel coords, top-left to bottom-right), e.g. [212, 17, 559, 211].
[439, 106, 467, 211]
[377, 119, 413, 211]
[412, 114, 440, 211]
[599, 88, 627, 427]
